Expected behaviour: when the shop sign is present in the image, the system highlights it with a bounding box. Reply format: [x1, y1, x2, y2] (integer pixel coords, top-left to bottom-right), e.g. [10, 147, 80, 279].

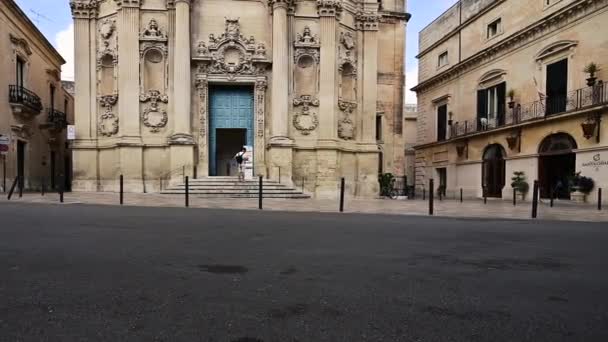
[582, 153, 608, 171]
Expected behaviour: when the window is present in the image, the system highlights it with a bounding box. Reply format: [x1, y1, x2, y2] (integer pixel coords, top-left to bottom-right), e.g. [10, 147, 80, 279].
[487, 18, 501, 39]
[376, 115, 383, 142]
[477, 82, 506, 129]
[546, 59, 568, 115]
[16, 57, 25, 87]
[438, 51, 448, 68]
[437, 104, 448, 141]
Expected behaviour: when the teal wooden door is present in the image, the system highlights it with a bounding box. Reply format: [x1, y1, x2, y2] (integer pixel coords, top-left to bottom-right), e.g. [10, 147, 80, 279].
[209, 86, 254, 176]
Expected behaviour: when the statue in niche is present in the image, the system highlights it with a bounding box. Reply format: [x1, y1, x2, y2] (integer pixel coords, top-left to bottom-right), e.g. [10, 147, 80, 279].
[297, 26, 318, 45]
[225, 18, 240, 38]
[142, 19, 163, 38]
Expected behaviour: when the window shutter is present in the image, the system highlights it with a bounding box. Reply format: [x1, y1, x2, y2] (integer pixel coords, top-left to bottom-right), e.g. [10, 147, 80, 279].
[477, 89, 487, 121]
[497, 82, 506, 124]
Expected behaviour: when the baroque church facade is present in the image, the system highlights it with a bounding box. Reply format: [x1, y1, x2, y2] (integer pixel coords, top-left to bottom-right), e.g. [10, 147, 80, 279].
[69, 0, 409, 198]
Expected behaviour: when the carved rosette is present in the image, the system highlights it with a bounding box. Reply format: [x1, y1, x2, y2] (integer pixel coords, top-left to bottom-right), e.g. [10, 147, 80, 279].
[293, 95, 319, 135]
[255, 79, 268, 138]
[317, 0, 342, 17]
[194, 18, 271, 81]
[338, 100, 357, 140]
[139, 90, 169, 133]
[98, 95, 119, 137]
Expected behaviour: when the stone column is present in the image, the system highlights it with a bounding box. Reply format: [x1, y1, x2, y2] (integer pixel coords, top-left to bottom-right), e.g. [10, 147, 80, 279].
[116, 1, 141, 141]
[70, 0, 99, 191]
[169, 0, 194, 180]
[172, 0, 193, 141]
[317, 1, 342, 144]
[267, 1, 294, 184]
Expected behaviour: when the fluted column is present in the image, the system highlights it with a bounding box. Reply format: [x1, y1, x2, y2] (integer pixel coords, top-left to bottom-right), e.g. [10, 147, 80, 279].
[117, 2, 140, 140]
[318, 1, 342, 142]
[358, 11, 379, 144]
[269, 0, 291, 144]
[172, 0, 193, 141]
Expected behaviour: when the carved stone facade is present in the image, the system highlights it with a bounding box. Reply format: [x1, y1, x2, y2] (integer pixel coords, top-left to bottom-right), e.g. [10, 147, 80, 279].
[70, 0, 409, 198]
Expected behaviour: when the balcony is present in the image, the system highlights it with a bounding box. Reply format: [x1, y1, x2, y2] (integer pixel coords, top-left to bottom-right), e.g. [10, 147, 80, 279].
[44, 108, 67, 133]
[450, 84, 608, 139]
[9, 85, 43, 119]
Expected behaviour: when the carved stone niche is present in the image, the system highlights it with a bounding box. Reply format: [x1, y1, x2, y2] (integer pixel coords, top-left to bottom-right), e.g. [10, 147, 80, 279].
[194, 18, 271, 81]
[140, 18, 167, 42]
[98, 94, 119, 137]
[338, 31, 357, 72]
[294, 26, 320, 97]
[293, 95, 319, 135]
[338, 100, 357, 140]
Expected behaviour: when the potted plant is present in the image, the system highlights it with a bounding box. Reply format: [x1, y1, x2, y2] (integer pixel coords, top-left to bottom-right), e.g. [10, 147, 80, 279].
[569, 172, 595, 203]
[507, 89, 516, 109]
[511, 171, 529, 201]
[378, 173, 396, 198]
[584, 62, 600, 86]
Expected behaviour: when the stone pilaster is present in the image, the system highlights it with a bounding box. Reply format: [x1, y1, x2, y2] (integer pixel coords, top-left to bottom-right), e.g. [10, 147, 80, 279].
[317, 0, 342, 143]
[172, 0, 193, 143]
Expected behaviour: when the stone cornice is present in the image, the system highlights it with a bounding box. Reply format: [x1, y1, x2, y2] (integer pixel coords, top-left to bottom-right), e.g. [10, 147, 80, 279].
[356, 11, 379, 31]
[114, 0, 141, 8]
[70, 0, 98, 19]
[317, 0, 343, 17]
[413, 0, 608, 94]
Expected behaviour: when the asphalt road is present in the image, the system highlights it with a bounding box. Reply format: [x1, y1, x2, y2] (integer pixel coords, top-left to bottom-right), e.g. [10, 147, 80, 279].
[1, 202, 607, 342]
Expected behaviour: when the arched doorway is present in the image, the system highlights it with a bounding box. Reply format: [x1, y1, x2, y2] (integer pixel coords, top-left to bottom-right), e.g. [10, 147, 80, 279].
[482, 144, 506, 198]
[538, 133, 577, 199]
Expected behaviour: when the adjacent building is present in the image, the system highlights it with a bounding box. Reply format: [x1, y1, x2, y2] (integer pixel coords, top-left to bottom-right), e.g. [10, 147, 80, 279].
[0, 0, 74, 192]
[412, 0, 607, 203]
[69, 0, 410, 198]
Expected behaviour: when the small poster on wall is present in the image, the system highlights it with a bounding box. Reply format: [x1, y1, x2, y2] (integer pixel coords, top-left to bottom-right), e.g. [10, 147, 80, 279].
[243, 145, 254, 180]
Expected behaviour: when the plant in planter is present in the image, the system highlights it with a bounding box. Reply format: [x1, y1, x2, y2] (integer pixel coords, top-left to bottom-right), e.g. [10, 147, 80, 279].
[569, 172, 595, 203]
[584, 62, 600, 86]
[378, 173, 396, 198]
[511, 171, 529, 201]
[507, 89, 516, 109]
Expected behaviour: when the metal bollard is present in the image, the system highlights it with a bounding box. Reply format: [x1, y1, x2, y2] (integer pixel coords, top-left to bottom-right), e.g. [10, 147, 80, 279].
[19, 176, 23, 198]
[599, 188, 603, 211]
[550, 188, 554, 208]
[429, 179, 434, 216]
[339, 178, 345, 213]
[59, 174, 64, 203]
[185, 176, 189, 208]
[423, 188, 426, 201]
[513, 189, 517, 206]
[531, 180, 539, 219]
[7, 177, 18, 200]
[460, 188, 463, 203]
[258, 175, 263, 210]
[483, 188, 487, 204]
[120, 175, 124, 205]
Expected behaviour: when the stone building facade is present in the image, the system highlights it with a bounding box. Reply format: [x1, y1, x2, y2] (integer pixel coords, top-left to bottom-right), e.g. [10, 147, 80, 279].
[69, 0, 409, 198]
[0, 0, 74, 192]
[413, 0, 608, 203]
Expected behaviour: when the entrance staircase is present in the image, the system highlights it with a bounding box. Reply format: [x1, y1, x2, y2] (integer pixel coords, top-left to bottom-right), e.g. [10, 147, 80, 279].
[160, 177, 310, 199]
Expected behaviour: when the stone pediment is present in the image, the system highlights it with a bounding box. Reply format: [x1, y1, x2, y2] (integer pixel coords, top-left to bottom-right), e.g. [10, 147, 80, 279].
[194, 18, 270, 80]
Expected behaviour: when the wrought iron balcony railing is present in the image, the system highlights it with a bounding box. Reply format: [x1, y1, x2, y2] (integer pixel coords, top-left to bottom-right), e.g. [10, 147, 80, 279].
[450, 83, 608, 139]
[9, 85, 43, 114]
[47, 108, 67, 130]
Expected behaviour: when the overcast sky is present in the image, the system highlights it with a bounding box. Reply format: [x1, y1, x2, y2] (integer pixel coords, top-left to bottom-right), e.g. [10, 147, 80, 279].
[14, 0, 458, 103]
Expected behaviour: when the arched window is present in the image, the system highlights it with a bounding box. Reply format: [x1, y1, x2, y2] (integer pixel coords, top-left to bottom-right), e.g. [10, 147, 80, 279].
[539, 133, 577, 155]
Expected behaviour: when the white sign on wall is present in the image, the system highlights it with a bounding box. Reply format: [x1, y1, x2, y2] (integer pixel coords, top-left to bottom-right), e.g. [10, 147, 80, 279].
[0, 134, 10, 155]
[243, 145, 254, 180]
[67, 125, 76, 140]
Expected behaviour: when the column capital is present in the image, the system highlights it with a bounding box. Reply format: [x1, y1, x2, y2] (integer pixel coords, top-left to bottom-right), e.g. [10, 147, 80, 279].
[113, 0, 141, 8]
[317, 0, 342, 17]
[70, 0, 98, 19]
[356, 11, 380, 31]
[174, 0, 192, 5]
[268, 0, 294, 14]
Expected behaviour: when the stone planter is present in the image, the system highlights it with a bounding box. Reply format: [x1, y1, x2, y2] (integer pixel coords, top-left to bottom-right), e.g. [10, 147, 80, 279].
[586, 76, 597, 87]
[516, 192, 527, 202]
[571, 190, 587, 203]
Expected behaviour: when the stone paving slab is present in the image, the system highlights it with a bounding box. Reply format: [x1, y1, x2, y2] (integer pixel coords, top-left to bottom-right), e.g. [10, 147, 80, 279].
[2, 191, 607, 222]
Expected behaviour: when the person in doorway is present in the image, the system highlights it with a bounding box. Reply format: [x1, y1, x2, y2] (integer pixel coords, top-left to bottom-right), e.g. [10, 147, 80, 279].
[235, 147, 247, 182]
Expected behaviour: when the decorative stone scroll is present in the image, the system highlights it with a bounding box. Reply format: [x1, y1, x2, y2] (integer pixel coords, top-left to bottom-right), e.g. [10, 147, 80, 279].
[98, 95, 119, 137]
[338, 100, 356, 140]
[293, 95, 319, 135]
[194, 18, 271, 81]
[140, 90, 168, 132]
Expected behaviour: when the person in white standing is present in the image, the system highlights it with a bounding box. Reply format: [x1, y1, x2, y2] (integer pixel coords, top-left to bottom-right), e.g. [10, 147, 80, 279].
[234, 147, 247, 182]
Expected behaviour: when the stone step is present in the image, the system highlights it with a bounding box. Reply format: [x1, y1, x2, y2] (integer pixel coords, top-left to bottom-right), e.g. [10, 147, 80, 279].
[161, 177, 310, 199]
[161, 190, 304, 195]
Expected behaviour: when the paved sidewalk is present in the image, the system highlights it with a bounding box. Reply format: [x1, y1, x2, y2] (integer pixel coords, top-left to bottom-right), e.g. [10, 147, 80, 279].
[2, 191, 606, 222]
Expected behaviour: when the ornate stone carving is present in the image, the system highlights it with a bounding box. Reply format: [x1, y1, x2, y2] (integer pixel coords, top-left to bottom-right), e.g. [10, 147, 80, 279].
[97, 41, 118, 70]
[9, 34, 32, 56]
[356, 11, 380, 31]
[268, 0, 295, 13]
[99, 19, 116, 40]
[194, 18, 271, 81]
[195, 77, 208, 155]
[317, 0, 342, 17]
[114, 0, 140, 8]
[338, 100, 356, 140]
[70, 0, 98, 19]
[98, 95, 119, 137]
[339, 31, 357, 72]
[141, 19, 167, 41]
[293, 95, 319, 135]
[140, 90, 168, 133]
[255, 79, 268, 138]
[294, 26, 320, 64]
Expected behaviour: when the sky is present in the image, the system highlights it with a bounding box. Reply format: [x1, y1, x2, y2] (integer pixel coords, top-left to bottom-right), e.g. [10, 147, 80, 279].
[14, 0, 458, 103]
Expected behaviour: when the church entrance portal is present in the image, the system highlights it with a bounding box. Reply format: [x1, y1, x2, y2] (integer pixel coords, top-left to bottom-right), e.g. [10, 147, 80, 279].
[209, 85, 254, 176]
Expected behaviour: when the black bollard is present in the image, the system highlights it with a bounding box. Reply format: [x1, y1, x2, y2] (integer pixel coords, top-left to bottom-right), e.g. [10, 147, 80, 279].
[460, 188, 463, 203]
[339, 177, 345, 212]
[185, 176, 189, 207]
[532, 180, 539, 219]
[483, 188, 487, 204]
[550, 188, 554, 208]
[429, 179, 434, 216]
[423, 188, 426, 201]
[513, 189, 517, 206]
[59, 175, 64, 203]
[120, 175, 124, 205]
[7, 177, 18, 200]
[599, 188, 603, 211]
[19, 176, 23, 198]
[258, 175, 263, 210]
